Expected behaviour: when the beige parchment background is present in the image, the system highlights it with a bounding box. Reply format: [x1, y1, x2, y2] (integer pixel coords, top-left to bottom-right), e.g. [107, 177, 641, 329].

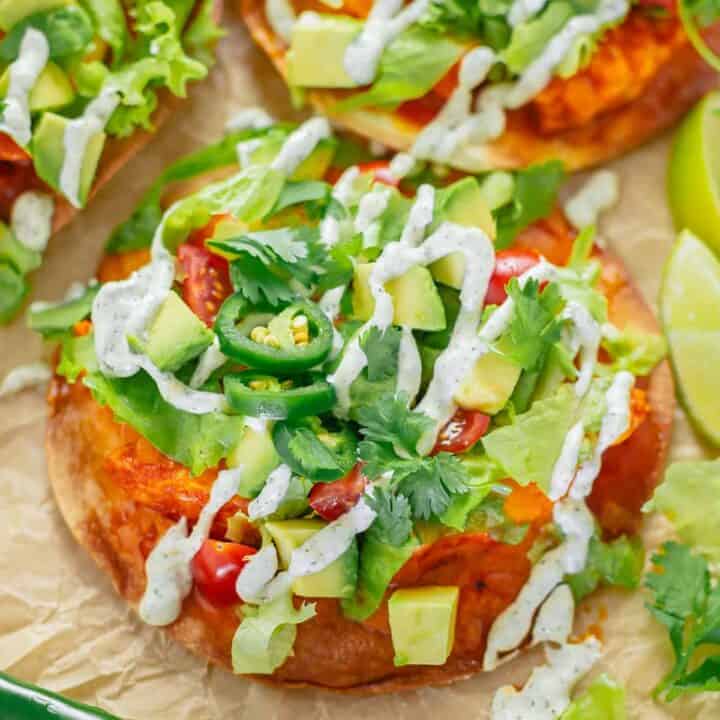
[1, 9, 719, 719]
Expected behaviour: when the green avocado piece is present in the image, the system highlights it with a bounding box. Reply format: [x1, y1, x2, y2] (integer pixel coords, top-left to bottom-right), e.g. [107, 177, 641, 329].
[27, 283, 99, 338]
[32, 111, 106, 207]
[0, 261, 29, 323]
[388, 586, 459, 666]
[0, 62, 74, 112]
[0, 0, 71, 31]
[286, 13, 362, 89]
[352, 263, 446, 331]
[227, 425, 281, 498]
[133, 292, 213, 373]
[453, 349, 521, 415]
[265, 518, 358, 599]
[0, 222, 42, 275]
[430, 178, 496, 290]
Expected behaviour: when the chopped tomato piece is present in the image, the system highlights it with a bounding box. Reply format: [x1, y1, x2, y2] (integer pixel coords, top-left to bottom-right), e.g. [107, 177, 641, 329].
[357, 161, 399, 188]
[0, 133, 30, 162]
[191, 540, 257, 607]
[433, 63, 460, 100]
[484, 248, 542, 306]
[187, 212, 235, 247]
[309, 464, 367, 521]
[431, 409, 490, 455]
[177, 243, 232, 327]
[396, 94, 445, 126]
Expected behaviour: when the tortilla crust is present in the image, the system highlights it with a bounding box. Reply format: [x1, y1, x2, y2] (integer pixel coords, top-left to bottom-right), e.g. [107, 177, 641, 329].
[238, 0, 720, 172]
[45, 237, 674, 692]
[43, 0, 224, 234]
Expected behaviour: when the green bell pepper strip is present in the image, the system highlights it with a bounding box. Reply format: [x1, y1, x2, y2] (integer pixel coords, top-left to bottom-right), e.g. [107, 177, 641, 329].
[224, 371, 336, 421]
[215, 294, 333, 373]
[0, 672, 119, 720]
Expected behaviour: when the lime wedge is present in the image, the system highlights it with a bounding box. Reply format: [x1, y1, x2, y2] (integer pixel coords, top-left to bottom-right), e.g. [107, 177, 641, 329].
[661, 230, 720, 445]
[668, 91, 720, 253]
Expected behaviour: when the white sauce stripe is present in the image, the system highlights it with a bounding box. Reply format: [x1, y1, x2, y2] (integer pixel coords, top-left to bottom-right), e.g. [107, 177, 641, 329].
[236, 544, 279, 602]
[531, 583, 574, 647]
[396, 326, 422, 403]
[271, 117, 331, 175]
[0, 362, 51, 398]
[189, 337, 227, 389]
[549, 420, 584, 501]
[226, 107, 274, 133]
[0, 29, 49, 147]
[11, 191, 54, 252]
[564, 170, 620, 230]
[248, 464, 293, 520]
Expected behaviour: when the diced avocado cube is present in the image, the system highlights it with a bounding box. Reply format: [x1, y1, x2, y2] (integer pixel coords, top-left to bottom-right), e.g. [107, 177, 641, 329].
[265, 519, 358, 599]
[0, 62, 74, 112]
[352, 263, 446, 331]
[32, 112, 106, 207]
[430, 178, 496, 290]
[0, 222, 41, 275]
[453, 350, 521, 414]
[140, 292, 213, 372]
[227, 425, 281, 498]
[388, 586, 459, 666]
[0, 0, 71, 31]
[286, 13, 362, 89]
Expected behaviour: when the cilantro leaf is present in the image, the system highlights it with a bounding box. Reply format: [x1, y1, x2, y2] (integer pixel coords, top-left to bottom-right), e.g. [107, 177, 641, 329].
[494, 161, 565, 249]
[645, 541, 720, 700]
[361, 326, 401, 382]
[356, 392, 434, 456]
[229, 256, 295, 307]
[366, 486, 413, 546]
[501, 278, 564, 372]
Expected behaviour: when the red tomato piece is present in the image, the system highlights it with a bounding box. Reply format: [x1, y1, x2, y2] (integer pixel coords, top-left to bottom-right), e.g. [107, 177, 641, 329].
[191, 540, 257, 607]
[484, 249, 541, 306]
[177, 243, 232, 327]
[0, 133, 30, 162]
[357, 161, 399, 188]
[309, 464, 367, 521]
[432, 409, 490, 455]
[187, 212, 235, 247]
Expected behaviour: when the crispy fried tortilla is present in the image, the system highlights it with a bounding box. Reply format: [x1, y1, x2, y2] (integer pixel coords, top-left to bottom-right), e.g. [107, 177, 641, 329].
[238, 0, 720, 171]
[45, 219, 674, 693]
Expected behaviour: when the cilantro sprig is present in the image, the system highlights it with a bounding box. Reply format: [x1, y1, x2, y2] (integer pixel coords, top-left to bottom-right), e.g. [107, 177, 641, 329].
[645, 541, 720, 700]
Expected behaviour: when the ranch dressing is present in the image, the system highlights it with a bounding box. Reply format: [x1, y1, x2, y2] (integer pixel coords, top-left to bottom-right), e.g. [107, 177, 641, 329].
[531, 583, 574, 646]
[271, 117, 331, 175]
[491, 637, 602, 720]
[61, 85, 120, 207]
[355, 185, 391, 248]
[248, 464, 293, 520]
[0, 28, 49, 147]
[564, 170, 620, 230]
[508, 0, 550, 26]
[562, 301, 601, 398]
[189, 337, 227, 389]
[236, 543, 279, 602]
[266, 0, 297, 44]
[225, 107, 274, 133]
[549, 420, 584, 501]
[396, 326, 422, 403]
[0, 362, 51, 398]
[11, 191, 54, 252]
[139, 468, 241, 626]
[343, 0, 431, 85]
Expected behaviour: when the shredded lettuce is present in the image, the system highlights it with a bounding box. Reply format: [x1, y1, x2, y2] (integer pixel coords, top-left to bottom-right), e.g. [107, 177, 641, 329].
[57, 334, 99, 382]
[652, 459, 720, 564]
[560, 675, 627, 719]
[231, 592, 316, 674]
[79, 0, 128, 63]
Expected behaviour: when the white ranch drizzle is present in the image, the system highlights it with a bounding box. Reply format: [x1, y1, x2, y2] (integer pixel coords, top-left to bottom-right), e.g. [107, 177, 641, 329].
[508, 0, 550, 26]
[0, 362, 51, 398]
[531, 583, 574, 646]
[397, 326, 422, 403]
[139, 468, 241, 626]
[0, 29, 49, 147]
[343, 0, 431, 85]
[318, 285, 346, 358]
[11, 191, 54, 252]
[225, 107, 274, 133]
[61, 85, 120, 207]
[270, 117, 331, 175]
[355, 185, 391, 248]
[266, 0, 297, 44]
[332, 166, 360, 206]
[491, 637, 602, 720]
[562, 301, 601, 398]
[189, 337, 227, 389]
[399, 184, 434, 247]
[564, 170, 620, 230]
[248, 464, 293, 520]
[236, 138, 264, 169]
[388, 152, 415, 181]
[236, 544, 279, 602]
[549, 420, 584, 501]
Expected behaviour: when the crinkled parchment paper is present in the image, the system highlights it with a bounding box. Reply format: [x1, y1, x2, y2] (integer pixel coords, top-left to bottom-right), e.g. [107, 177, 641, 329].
[1, 12, 719, 718]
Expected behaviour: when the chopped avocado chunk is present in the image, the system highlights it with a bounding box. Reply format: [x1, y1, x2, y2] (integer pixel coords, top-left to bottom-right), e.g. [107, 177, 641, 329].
[430, 178, 496, 290]
[0, 61, 74, 112]
[352, 263, 446, 331]
[227, 425, 281, 498]
[388, 586, 459, 666]
[33, 112, 106, 206]
[0, 222, 41, 275]
[286, 13, 362, 89]
[265, 519, 358, 599]
[137, 292, 213, 372]
[454, 350, 521, 414]
[0, 0, 70, 31]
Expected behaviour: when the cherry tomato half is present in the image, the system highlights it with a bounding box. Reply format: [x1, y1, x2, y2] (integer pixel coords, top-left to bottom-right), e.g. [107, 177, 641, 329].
[191, 540, 257, 607]
[432, 409, 490, 455]
[309, 464, 367, 521]
[484, 249, 541, 306]
[187, 212, 235, 247]
[177, 243, 233, 327]
[357, 161, 399, 188]
[0, 133, 30, 162]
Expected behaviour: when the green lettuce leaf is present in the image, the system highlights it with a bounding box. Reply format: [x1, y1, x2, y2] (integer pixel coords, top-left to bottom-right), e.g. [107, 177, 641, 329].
[652, 459, 720, 564]
[84, 370, 245, 475]
[601, 325, 666, 376]
[183, 0, 225, 65]
[79, 0, 128, 62]
[560, 675, 626, 719]
[27, 283, 99, 338]
[232, 593, 316, 674]
[57, 334, 99, 382]
[335, 27, 466, 111]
